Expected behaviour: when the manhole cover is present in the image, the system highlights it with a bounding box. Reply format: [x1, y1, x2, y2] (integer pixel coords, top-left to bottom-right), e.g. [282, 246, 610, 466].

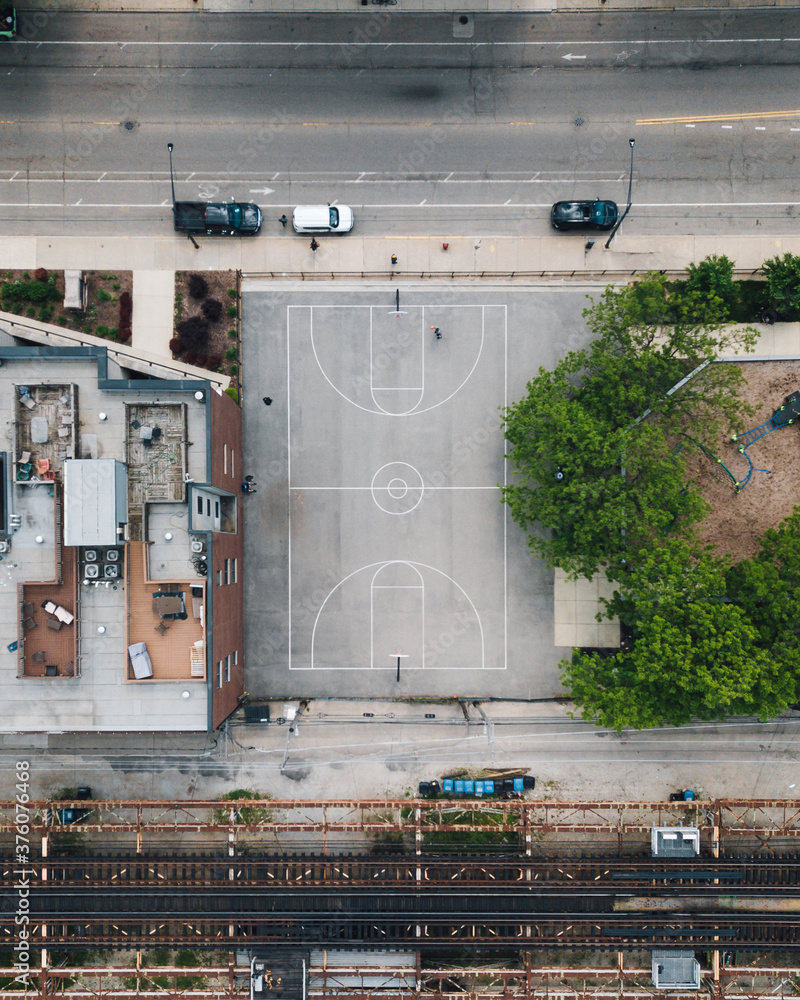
[574, 117, 585, 126]
[124, 121, 136, 131]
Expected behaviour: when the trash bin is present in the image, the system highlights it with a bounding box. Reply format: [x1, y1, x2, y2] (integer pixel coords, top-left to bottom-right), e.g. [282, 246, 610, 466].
[418, 781, 432, 798]
[484, 780, 495, 795]
[442, 778, 454, 794]
[522, 776, 536, 790]
[464, 780, 475, 795]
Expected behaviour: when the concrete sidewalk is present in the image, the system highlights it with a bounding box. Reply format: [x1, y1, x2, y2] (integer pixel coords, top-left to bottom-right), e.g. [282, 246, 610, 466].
[1, 232, 797, 362]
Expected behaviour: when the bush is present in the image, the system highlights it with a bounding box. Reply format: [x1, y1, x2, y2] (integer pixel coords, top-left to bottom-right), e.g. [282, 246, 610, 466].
[228, 328, 237, 339]
[100, 273, 118, 281]
[224, 386, 239, 403]
[118, 291, 132, 325]
[683, 254, 738, 320]
[26, 306, 36, 318]
[229, 364, 237, 375]
[1, 279, 59, 305]
[96, 325, 109, 337]
[38, 306, 53, 322]
[195, 355, 207, 368]
[201, 298, 223, 323]
[112, 283, 120, 291]
[169, 337, 183, 354]
[762, 252, 800, 319]
[188, 274, 209, 300]
[227, 305, 237, 318]
[97, 289, 113, 302]
[33, 267, 48, 282]
[227, 288, 237, 299]
[57, 316, 67, 326]
[117, 326, 131, 343]
[176, 316, 209, 350]
[208, 354, 222, 369]
[225, 346, 237, 360]
[184, 351, 198, 365]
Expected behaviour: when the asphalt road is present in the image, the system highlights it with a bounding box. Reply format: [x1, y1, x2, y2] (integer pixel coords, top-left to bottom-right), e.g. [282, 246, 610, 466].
[0, 11, 799, 237]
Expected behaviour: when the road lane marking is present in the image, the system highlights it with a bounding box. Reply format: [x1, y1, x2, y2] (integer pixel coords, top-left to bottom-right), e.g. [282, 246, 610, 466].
[9, 37, 800, 47]
[2, 200, 798, 210]
[639, 109, 800, 124]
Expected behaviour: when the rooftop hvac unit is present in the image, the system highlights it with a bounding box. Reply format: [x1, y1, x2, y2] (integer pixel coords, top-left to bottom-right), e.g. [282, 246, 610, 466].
[103, 564, 120, 579]
[0, 540, 8, 554]
[84, 549, 99, 562]
[84, 564, 100, 579]
[105, 548, 120, 562]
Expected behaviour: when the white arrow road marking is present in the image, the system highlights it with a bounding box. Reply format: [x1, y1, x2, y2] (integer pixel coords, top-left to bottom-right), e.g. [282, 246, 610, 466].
[248, 187, 275, 195]
[562, 53, 587, 61]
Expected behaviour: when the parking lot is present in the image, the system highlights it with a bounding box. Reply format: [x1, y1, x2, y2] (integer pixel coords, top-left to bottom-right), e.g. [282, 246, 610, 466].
[241, 282, 600, 700]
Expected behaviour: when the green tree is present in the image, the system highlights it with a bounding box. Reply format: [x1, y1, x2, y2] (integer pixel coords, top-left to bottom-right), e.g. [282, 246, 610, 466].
[682, 254, 738, 320]
[726, 507, 800, 688]
[761, 252, 800, 319]
[562, 539, 792, 730]
[501, 272, 755, 577]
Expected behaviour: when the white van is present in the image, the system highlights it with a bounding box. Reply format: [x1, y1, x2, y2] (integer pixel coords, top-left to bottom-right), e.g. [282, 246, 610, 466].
[292, 205, 354, 234]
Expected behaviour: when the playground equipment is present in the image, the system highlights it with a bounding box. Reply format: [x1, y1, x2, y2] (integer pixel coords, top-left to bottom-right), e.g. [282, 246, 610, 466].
[731, 390, 800, 492]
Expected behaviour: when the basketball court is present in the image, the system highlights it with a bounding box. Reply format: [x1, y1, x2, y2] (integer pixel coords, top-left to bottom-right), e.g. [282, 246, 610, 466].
[241, 283, 597, 700]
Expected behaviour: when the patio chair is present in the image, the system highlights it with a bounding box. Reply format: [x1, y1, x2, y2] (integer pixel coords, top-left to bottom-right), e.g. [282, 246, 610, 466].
[31, 651, 46, 663]
[22, 602, 35, 617]
[45, 618, 62, 631]
[45, 664, 58, 677]
[18, 451, 31, 465]
[22, 617, 36, 631]
[154, 621, 170, 635]
[36, 458, 50, 475]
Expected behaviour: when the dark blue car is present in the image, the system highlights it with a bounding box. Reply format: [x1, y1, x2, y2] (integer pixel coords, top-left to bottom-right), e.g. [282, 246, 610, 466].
[551, 200, 619, 231]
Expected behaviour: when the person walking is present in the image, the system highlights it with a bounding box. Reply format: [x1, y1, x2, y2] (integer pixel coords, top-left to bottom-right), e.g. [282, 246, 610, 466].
[263, 397, 273, 406]
[310, 238, 319, 252]
[279, 214, 288, 228]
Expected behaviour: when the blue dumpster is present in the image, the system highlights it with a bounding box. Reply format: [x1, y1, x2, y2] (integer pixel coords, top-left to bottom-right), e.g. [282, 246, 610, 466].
[455, 780, 465, 795]
[442, 778, 454, 794]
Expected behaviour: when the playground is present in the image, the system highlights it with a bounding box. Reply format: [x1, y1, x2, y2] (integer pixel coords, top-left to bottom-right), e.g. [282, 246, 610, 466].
[689, 360, 800, 561]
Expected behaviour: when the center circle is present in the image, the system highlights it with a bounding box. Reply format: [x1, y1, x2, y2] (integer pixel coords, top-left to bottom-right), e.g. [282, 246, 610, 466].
[371, 462, 425, 515]
[387, 478, 408, 499]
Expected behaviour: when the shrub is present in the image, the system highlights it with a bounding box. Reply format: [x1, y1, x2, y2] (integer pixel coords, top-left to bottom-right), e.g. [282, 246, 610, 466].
[195, 355, 207, 368]
[117, 327, 131, 343]
[26, 306, 36, 318]
[184, 351, 198, 365]
[224, 386, 239, 403]
[38, 306, 53, 322]
[227, 288, 237, 299]
[169, 337, 183, 354]
[683, 254, 738, 320]
[176, 316, 209, 350]
[118, 291, 132, 325]
[57, 316, 67, 326]
[229, 364, 237, 375]
[33, 267, 48, 282]
[100, 273, 117, 281]
[208, 354, 222, 369]
[201, 298, 223, 323]
[97, 289, 113, 302]
[228, 328, 237, 339]
[227, 305, 237, 318]
[762, 252, 800, 319]
[22, 271, 30, 280]
[1, 279, 59, 304]
[96, 325, 109, 337]
[109, 326, 119, 338]
[188, 274, 209, 300]
[225, 346, 237, 360]
[112, 283, 120, 291]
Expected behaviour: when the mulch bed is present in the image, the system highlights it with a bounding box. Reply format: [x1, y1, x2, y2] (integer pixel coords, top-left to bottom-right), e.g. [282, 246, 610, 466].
[173, 271, 239, 383]
[0, 269, 133, 342]
[689, 359, 800, 562]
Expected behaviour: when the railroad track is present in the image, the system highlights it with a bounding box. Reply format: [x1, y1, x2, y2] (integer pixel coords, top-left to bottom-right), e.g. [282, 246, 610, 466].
[7, 853, 800, 891]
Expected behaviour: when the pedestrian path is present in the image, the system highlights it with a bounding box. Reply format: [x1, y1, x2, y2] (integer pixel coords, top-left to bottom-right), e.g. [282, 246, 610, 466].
[2, 233, 799, 362]
[14, 0, 792, 11]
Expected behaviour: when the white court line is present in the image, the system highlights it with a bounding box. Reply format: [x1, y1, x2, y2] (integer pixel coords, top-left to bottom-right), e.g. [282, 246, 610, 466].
[370, 562, 425, 669]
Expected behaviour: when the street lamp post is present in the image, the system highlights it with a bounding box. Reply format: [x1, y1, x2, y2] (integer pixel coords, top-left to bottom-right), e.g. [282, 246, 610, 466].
[167, 142, 200, 249]
[604, 138, 636, 250]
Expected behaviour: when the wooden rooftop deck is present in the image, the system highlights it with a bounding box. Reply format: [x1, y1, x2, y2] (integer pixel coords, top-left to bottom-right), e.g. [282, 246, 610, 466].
[19, 546, 79, 679]
[126, 542, 206, 682]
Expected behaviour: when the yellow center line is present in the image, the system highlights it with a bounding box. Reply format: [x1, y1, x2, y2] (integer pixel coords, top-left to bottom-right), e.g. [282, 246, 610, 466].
[638, 109, 800, 125]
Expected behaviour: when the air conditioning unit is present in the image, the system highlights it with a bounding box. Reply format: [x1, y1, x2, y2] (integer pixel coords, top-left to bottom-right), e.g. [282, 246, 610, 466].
[103, 564, 120, 579]
[0, 540, 8, 554]
[85, 564, 100, 579]
[106, 549, 120, 562]
[190, 539, 205, 554]
[84, 549, 99, 562]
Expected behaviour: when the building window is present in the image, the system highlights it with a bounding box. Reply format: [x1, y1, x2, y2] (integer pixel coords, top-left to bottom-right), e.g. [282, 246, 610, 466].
[197, 495, 203, 515]
[216, 500, 220, 519]
[217, 661, 223, 689]
[223, 443, 227, 475]
[233, 558, 238, 584]
[206, 498, 211, 517]
[231, 449, 235, 479]
[224, 558, 230, 585]
[225, 655, 231, 683]
[216, 569, 222, 586]
[233, 650, 238, 666]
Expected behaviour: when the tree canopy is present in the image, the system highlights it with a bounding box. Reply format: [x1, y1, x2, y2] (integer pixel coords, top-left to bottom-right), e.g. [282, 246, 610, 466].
[501, 270, 755, 577]
[561, 537, 796, 730]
